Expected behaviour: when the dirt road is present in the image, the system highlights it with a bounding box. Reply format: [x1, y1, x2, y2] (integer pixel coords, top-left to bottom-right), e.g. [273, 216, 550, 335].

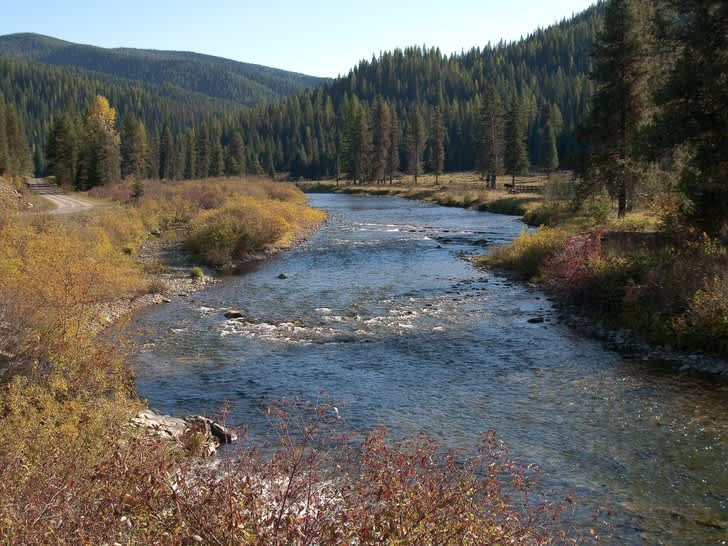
[26, 178, 93, 214]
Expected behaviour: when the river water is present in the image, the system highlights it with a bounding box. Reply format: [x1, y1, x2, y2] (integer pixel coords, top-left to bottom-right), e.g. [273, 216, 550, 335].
[133, 194, 728, 545]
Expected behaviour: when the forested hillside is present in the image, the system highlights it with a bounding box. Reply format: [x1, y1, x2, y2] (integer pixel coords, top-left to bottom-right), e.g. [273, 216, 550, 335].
[0, 33, 321, 105]
[0, 6, 602, 180]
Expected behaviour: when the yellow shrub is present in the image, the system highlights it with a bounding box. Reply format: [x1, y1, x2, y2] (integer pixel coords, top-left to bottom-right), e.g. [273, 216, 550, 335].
[478, 227, 569, 280]
[0, 218, 144, 361]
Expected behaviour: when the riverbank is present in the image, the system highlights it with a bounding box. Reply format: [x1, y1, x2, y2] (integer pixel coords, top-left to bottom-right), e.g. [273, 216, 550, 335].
[478, 222, 728, 365]
[298, 171, 547, 217]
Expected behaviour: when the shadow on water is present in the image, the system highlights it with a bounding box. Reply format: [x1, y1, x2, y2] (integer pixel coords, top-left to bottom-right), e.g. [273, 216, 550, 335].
[132, 194, 728, 545]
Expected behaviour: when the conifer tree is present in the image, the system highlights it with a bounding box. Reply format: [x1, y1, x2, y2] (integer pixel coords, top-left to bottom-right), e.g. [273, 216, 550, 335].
[4, 103, 32, 176]
[159, 125, 174, 179]
[406, 106, 426, 184]
[343, 97, 372, 183]
[372, 96, 391, 184]
[120, 113, 148, 179]
[196, 124, 211, 178]
[147, 130, 160, 179]
[581, 0, 651, 217]
[183, 128, 197, 180]
[540, 120, 559, 177]
[226, 131, 246, 176]
[651, 0, 728, 234]
[428, 107, 445, 184]
[387, 109, 400, 184]
[209, 125, 225, 177]
[504, 95, 529, 187]
[46, 113, 79, 186]
[477, 85, 504, 188]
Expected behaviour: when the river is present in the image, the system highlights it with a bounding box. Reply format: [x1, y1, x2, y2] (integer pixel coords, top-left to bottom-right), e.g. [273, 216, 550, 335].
[133, 193, 728, 545]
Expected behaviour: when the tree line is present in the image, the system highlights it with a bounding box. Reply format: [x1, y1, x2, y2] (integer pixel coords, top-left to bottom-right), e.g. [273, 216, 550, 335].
[0, 4, 602, 180]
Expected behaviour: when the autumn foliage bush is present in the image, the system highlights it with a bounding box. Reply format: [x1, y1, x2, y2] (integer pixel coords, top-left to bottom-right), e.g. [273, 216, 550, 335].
[0, 399, 578, 545]
[482, 218, 728, 356]
[478, 227, 569, 280]
[90, 177, 325, 265]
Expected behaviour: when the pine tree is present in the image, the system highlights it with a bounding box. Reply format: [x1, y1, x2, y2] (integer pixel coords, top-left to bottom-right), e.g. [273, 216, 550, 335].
[209, 125, 225, 177]
[477, 85, 504, 188]
[120, 113, 148, 179]
[183, 128, 196, 180]
[372, 96, 391, 184]
[387, 109, 400, 183]
[4, 103, 32, 176]
[540, 120, 559, 176]
[428, 107, 445, 184]
[147, 130, 160, 179]
[406, 106, 426, 184]
[581, 0, 651, 217]
[651, 0, 728, 234]
[196, 124, 211, 178]
[159, 125, 174, 179]
[46, 113, 79, 186]
[226, 131, 246, 176]
[504, 95, 529, 187]
[343, 97, 372, 183]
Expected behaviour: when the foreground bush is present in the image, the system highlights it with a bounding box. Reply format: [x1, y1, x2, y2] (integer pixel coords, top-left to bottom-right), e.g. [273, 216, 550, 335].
[0, 399, 578, 545]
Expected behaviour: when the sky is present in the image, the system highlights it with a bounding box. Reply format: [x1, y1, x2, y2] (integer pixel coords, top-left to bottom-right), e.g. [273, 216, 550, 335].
[0, 0, 596, 78]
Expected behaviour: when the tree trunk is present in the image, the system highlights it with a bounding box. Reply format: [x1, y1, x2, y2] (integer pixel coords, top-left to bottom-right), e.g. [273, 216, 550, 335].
[618, 181, 627, 218]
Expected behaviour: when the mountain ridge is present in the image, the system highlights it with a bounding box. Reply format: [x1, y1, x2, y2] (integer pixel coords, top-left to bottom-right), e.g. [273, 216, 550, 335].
[0, 32, 323, 107]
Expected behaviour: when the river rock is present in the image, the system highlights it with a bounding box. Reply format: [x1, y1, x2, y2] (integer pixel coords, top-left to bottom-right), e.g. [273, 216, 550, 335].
[186, 415, 239, 444]
[130, 409, 187, 439]
[527, 316, 545, 324]
[277, 273, 288, 279]
[224, 310, 244, 319]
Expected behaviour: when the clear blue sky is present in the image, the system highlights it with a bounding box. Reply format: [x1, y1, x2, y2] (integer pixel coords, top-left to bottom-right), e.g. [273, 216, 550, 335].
[0, 0, 596, 77]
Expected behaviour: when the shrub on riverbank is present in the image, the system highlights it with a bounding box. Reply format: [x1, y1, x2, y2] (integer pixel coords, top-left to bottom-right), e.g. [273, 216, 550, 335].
[478, 227, 569, 280]
[482, 221, 728, 355]
[89, 177, 325, 265]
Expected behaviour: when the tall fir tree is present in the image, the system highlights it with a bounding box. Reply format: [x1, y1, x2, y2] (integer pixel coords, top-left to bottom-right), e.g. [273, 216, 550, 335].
[226, 131, 246, 176]
[406, 106, 426, 184]
[651, 0, 728, 234]
[196, 123, 211, 178]
[159, 125, 174, 179]
[147, 129, 160, 180]
[477, 84, 504, 188]
[46, 113, 79, 186]
[209, 124, 225, 177]
[580, 0, 651, 217]
[428, 107, 445, 184]
[4, 103, 32, 176]
[183, 128, 197, 180]
[540, 120, 559, 177]
[120, 113, 148, 179]
[372, 96, 391, 184]
[387, 108, 400, 183]
[343, 97, 372, 183]
[504, 95, 529, 186]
